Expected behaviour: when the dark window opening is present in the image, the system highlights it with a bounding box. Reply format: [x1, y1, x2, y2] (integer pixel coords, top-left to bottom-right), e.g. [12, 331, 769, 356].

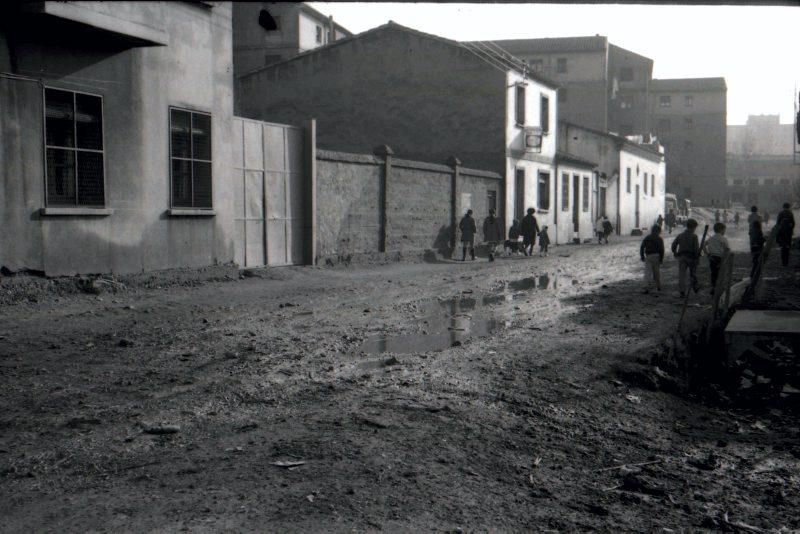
[561, 173, 569, 212]
[315, 25, 323, 44]
[620, 67, 633, 81]
[170, 108, 213, 209]
[556, 58, 567, 73]
[659, 95, 671, 108]
[626, 168, 631, 193]
[487, 190, 497, 213]
[529, 59, 543, 73]
[540, 95, 550, 133]
[582, 175, 589, 212]
[538, 172, 550, 211]
[258, 10, 279, 31]
[515, 84, 526, 125]
[44, 88, 105, 206]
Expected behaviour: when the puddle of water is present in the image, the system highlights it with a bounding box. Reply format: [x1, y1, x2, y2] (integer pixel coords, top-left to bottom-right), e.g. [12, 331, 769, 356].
[358, 273, 572, 355]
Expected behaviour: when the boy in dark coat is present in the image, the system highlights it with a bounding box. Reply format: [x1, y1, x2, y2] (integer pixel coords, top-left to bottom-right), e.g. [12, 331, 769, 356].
[640, 225, 665, 293]
[776, 202, 796, 267]
[671, 218, 700, 297]
[482, 209, 504, 262]
[459, 209, 477, 261]
[520, 208, 539, 257]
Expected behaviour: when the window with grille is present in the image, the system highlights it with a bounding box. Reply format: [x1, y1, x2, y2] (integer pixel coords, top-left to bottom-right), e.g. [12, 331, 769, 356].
[538, 172, 550, 210]
[44, 88, 105, 207]
[659, 95, 671, 108]
[582, 175, 589, 212]
[170, 108, 212, 209]
[561, 173, 569, 211]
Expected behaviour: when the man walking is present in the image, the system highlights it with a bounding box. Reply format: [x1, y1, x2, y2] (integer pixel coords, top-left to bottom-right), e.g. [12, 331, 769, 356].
[596, 216, 605, 244]
[602, 216, 614, 244]
[671, 218, 701, 297]
[520, 208, 540, 257]
[459, 209, 477, 261]
[748, 206, 761, 229]
[703, 222, 730, 293]
[640, 225, 665, 294]
[482, 209, 504, 262]
[776, 202, 796, 267]
[665, 209, 677, 234]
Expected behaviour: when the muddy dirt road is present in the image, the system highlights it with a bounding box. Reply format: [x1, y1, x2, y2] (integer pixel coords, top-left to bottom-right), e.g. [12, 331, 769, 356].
[1, 230, 798, 532]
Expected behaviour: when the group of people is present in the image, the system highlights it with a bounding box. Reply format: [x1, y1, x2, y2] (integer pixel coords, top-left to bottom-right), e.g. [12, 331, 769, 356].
[458, 207, 550, 262]
[638, 202, 796, 297]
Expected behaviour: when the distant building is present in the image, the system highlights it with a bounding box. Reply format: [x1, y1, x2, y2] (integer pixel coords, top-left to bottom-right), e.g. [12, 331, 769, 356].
[233, 2, 351, 77]
[0, 2, 237, 275]
[236, 22, 587, 240]
[558, 121, 666, 236]
[486, 36, 653, 137]
[649, 77, 727, 207]
[727, 115, 798, 209]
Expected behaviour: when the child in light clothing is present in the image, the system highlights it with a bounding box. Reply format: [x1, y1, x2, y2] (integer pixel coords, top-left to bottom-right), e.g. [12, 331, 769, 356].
[703, 222, 730, 293]
[538, 226, 551, 256]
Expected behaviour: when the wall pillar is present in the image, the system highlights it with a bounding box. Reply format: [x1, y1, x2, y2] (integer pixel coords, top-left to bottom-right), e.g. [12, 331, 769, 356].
[305, 119, 317, 265]
[447, 156, 461, 257]
[374, 144, 394, 253]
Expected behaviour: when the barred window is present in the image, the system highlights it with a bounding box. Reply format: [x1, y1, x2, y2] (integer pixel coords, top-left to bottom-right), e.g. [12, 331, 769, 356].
[44, 88, 105, 206]
[170, 108, 212, 209]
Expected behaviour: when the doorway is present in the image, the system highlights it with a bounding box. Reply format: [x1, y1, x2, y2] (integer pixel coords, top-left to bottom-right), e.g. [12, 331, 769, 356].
[635, 184, 640, 229]
[572, 174, 580, 233]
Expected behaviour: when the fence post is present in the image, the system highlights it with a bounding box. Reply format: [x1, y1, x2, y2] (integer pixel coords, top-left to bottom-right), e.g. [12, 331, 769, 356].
[373, 145, 394, 253]
[448, 156, 461, 257]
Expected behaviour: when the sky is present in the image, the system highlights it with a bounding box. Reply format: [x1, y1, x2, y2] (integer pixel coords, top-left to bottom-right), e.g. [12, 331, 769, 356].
[308, 2, 800, 126]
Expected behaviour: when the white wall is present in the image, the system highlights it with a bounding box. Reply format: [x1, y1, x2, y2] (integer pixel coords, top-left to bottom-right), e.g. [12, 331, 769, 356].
[504, 70, 558, 233]
[553, 165, 596, 244]
[298, 11, 326, 51]
[618, 149, 665, 235]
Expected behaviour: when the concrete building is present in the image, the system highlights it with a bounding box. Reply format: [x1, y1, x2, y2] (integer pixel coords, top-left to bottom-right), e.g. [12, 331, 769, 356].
[649, 77, 727, 206]
[0, 1, 236, 276]
[486, 36, 653, 137]
[558, 121, 666, 236]
[236, 22, 571, 241]
[727, 115, 799, 210]
[233, 2, 351, 77]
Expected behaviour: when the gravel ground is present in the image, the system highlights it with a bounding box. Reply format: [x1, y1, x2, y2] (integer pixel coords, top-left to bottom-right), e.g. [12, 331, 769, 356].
[1, 226, 798, 532]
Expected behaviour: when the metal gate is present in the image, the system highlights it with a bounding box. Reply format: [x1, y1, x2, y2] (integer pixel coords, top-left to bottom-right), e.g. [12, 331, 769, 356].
[232, 118, 305, 267]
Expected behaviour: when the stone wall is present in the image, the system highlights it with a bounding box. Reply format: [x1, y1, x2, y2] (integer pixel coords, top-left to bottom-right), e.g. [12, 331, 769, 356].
[316, 149, 502, 264]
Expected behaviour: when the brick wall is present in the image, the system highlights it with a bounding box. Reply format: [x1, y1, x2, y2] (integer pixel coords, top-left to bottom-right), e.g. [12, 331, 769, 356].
[316, 149, 502, 264]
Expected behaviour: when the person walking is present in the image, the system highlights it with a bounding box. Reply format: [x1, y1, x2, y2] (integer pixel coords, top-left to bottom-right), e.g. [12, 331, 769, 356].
[656, 214, 664, 230]
[714, 209, 721, 224]
[776, 202, 796, 267]
[734, 211, 740, 228]
[665, 209, 677, 234]
[747, 206, 761, 230]
[596, 216, 606, 244]
[602, 216, 614, 244]
[671, 218, 701, 297]
[764, 210, 771, 228]
[538, 226, 551, 257]
[703, 222, 730, 294]
[640, 225, 665, 294]
[750, 219, 765, 279]
[459, 209, 477, 261]
[504, 219, 524, 256]
[482, 209, 504, 262]
[520, 208, 540, 257]
[723, 209, 729, 224]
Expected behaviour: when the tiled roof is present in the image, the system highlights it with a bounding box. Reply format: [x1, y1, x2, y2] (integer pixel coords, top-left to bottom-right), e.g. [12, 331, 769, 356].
[486, 36, 608, 54]
[240, 21, 559, 89]
[651, 77, 727, 92]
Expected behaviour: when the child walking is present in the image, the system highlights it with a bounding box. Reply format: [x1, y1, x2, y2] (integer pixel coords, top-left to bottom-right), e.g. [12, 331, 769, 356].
[671, 218, 700, 297]
[703, 222, 730, 294]
[538, 226, 551, 256]
[639, 225, 664, 293]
